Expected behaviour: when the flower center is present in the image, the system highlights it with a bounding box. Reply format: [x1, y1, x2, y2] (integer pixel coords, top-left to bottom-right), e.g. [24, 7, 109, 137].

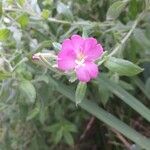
[75, 51, 85, 67]
[77, 52, 85, 61]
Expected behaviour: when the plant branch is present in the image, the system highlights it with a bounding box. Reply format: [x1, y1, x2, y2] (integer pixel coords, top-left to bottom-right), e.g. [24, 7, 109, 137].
[109, 11, 146, 57]
[12, 57, 28, 72]
[111, 128, 131, 150]
[4, 8, 113, 27]
[79, 116, 95, 141]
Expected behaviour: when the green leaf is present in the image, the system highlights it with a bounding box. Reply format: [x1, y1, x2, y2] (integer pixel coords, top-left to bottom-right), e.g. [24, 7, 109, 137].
[0, 2, 2, 18]
[44, 123, 60, 132]
[97, 75, 150, 122]
[36, 75, 49, 84]
[98, 83, 110, 106]
[63, 120, 77, 133]
[54, 128, 63, 144]
[133, 77, 150, 100]
[0, 71, 11, 81]
[64, 132, 74, 145]
[17, 0, 25, 6]
[75, 82, 87, 105]
[41, 9, 50, 19]
[17, 13, 29, 28]
[129, 0, 138, 19]
[145, 78, 150, 97]
[133, 29, 150, 49]
[66, 124, 77, 133]
[106, 0, 128, 20]
[19, 80, 36, 104]
[0, 29, 11, 41]
[104, 57, 143, 76]
[26, 105, 40, 121]
[42, 0, 53, 6]
[119, 80, 134, 90]
[49, 78, 150, 150]
[131, 144, 142, 150]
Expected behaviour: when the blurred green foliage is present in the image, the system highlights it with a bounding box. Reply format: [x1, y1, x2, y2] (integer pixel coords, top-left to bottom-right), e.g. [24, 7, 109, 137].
[0, 0, 150, 149]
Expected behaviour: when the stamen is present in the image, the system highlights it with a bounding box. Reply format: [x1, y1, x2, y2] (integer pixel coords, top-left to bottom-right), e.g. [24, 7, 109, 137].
[75, 51, 85, 67]
[77, 51, 85, 61]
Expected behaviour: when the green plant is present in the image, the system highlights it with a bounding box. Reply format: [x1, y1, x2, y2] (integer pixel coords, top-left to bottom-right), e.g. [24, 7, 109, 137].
[0, 0, 150, 149]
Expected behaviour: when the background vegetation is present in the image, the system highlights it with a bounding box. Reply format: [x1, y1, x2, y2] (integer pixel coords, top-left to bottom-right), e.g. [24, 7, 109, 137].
[0, 0, 150, 149]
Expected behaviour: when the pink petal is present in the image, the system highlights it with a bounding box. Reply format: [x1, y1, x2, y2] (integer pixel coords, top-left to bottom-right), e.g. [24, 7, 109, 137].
[57, 49, 76, 71]
[76, 61, 99, 82]
[86, 44, 103, 60]
[71, 35, 84, 52]
[76, 67, 90, 82]
[82, 37, 103, 60]
[82, 37, 97, 52]
[86, 61, 99, 79]
[62, 39, 74, 51]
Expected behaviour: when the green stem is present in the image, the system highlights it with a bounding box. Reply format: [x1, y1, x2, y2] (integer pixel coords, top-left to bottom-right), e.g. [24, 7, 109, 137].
[109, 11, 145, 57]
[4, 8, 113, 27]
[47, 18, 113, 27]
[12, 57, 28, 72]
[39, 55, 64, 75]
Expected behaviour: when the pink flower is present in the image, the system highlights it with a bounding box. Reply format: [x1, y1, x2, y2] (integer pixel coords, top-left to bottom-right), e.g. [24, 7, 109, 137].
[57, 35, 103, 82]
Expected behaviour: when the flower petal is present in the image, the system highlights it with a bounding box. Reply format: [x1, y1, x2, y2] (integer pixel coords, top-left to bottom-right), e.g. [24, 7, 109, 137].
[85, 61, 99, 79]
[57, 49, 76, 71]
[61, 39, 74, 51]
[83, 37, 97, 52]
[86, 43, 103, 60]
[76, 61, 99, 82]
[71, 35, 84, 52]
[76, 66, 90, 82]
[82, 37, 103, 60]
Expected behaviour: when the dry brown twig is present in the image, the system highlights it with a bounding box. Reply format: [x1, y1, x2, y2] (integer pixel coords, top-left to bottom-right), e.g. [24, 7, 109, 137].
[79, 116, 95, 141]
[111, 128, 131, 150]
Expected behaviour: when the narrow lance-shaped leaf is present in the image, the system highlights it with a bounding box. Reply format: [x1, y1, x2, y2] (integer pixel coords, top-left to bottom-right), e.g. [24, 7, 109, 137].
[104, 57, 143, 76]
[54, 128, 63, 144]
[49, 77, 150, 150]
[106, 0, 129, 20]
[75, 82, 87, 105]
[98, 82, 110, 106]
[145, 78, 150, 97]
[133, 77, 150, 100]
[97, 75, 150, 122]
